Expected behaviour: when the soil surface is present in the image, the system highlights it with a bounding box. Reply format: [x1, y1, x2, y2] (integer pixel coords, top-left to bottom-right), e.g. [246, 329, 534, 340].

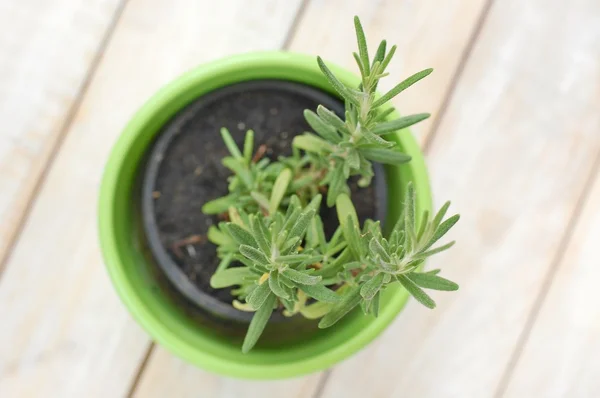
[148, 80, 378, 304]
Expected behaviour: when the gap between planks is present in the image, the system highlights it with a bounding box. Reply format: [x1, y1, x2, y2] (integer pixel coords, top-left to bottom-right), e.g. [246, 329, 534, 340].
[312, 370, 332, 398]
[422, 0, 496, 154]
[126, 344, 156, 398]
[494, 150, 600, 398]
[124, 0, 313, 395]
[0, 0, 130, 279]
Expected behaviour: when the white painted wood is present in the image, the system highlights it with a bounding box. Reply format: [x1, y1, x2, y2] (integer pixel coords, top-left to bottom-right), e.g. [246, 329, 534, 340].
[320, 0, 600, 397]
[0, 0, 122, 265]
[0, 0, 302, 396]
[134, 347, 323, 398]
[4, 0, 598, 396]
[503, 170, 600, 397]
[288, 0, 490, 144]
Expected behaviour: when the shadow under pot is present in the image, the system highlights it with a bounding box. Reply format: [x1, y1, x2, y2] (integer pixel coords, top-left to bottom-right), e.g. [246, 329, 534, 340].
[140, 79, 387, 335]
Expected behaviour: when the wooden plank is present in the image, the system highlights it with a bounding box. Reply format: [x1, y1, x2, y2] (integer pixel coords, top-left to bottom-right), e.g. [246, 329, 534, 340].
[320, 0, 600, 396]
[288, 0, 491, 144]
[0, 0, 123, 268]
[132, 0, 491, 396]
[0, 1, 303, 396]
[502, 167, 600, 397]
[134, 347, 322, 398]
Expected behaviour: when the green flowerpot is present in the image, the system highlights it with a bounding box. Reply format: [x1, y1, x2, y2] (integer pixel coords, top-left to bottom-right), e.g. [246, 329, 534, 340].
[98, 51, 432, 379]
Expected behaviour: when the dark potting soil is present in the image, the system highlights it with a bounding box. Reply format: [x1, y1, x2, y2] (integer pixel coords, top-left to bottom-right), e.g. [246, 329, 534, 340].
[150, 81, 378, 305]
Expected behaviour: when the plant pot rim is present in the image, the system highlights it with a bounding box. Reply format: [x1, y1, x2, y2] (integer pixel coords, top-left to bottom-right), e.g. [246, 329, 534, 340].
[98, 51, 432, 379]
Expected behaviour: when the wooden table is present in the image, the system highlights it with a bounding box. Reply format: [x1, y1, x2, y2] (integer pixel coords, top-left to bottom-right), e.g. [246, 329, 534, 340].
[1, 0, 599, 397]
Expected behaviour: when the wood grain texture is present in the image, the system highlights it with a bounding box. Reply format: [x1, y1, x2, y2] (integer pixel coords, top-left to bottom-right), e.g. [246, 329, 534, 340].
[320, 0, 600, 397]
[0, 1, 302, 397]
[133, 0, 491, 396]
[288, 0, 491, 143]
[134, 346, 322, 398]
[0, 0, 123, 268]
[503, 167, 600, 397]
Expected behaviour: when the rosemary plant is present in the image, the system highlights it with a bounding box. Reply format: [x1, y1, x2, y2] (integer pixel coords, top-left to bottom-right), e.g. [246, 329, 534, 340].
[203, 16, 459, 353]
